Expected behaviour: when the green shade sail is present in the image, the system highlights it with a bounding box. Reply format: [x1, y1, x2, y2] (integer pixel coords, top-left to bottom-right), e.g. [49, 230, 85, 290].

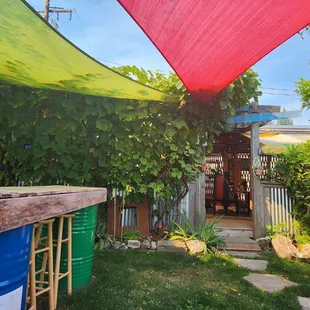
[0, 0, 176, 102]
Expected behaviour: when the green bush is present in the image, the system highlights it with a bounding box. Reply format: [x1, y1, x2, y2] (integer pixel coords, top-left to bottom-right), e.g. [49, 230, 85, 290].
[169, 214, 225, 253]
[275, 141, 310, 234]
[266, 222, 289, 238]
[123, 229, 142, 241]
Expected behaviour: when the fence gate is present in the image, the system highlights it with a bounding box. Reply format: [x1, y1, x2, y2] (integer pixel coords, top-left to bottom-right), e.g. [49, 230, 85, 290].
[259, 182, 295, 237]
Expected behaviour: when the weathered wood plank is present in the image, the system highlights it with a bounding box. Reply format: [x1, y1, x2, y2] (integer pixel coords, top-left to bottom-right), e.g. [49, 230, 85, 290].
[0, 188, 107, 232]
[0, 186, 105, 198]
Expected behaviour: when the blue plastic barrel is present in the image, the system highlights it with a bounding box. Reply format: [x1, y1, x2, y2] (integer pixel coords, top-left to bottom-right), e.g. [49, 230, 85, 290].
[0, 225, 33, 310]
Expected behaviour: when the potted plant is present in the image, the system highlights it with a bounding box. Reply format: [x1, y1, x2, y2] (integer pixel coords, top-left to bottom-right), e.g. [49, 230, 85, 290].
[252, 163, 264, 177]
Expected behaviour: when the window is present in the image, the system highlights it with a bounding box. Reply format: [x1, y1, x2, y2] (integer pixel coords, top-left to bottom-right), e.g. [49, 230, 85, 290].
[120, 207, 137, 227]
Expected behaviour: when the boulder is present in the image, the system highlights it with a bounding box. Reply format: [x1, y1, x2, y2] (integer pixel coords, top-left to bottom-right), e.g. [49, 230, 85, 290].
[256, 236, 272, 251]
[104, 240, 112, 249]
[128, 240, 141, 249]
[151, 241, 157, 250]
[141, 240, 151, 250]
[120, 242, 128, 250]
[272, 235, 300, 259]
[157, 240, 187, 253]
[301, 244, 310, 258]
[186, 240, 205, 254]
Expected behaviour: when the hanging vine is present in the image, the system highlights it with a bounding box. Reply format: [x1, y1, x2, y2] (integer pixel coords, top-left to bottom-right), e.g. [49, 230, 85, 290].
[0, 67, 261, 203]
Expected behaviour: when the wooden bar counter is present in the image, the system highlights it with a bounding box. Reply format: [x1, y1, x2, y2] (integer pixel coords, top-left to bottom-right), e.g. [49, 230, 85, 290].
[0, 186, 107, 232]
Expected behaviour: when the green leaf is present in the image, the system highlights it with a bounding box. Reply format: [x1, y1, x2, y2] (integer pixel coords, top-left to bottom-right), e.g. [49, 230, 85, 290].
[170, 144, 178, 151]
[173, 118, 187, 130]
[96, 119, 112, 131]
[166, 126, 177, 137]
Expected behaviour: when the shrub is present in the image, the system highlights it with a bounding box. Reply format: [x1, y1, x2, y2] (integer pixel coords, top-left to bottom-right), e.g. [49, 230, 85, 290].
[169, 214, 225, 253]
[123, 229, 142, 241]
[275, 142, 310, 233]
[266, 222, 289, 238]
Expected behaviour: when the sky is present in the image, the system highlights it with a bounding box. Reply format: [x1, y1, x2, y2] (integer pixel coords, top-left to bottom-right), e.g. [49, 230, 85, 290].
[26, 0, 310, 125]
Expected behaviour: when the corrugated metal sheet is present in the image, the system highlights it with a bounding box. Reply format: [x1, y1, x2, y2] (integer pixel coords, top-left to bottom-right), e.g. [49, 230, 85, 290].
[120, 207, 137, 227]
[264, 184, 294, 236]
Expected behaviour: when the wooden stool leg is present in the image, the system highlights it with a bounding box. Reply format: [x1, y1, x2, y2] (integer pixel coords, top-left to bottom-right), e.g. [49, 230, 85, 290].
[67, 216, 72, 296]
[39, 251, 48, 288]
[35, 224, 43, 248]
[30, 228, 37, 310]
[54, 217, 64, 309]
[47, 222, 54, 310]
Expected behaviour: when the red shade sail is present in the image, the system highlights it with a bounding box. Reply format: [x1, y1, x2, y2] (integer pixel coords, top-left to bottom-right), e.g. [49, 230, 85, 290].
[118, 0, 310, 102]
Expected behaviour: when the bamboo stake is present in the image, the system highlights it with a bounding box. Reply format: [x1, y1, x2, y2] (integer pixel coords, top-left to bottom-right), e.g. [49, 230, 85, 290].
[113, 188, 116, 237]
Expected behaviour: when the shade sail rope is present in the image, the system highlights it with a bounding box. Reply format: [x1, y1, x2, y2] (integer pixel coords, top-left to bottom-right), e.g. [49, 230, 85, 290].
[0, 0, 177, 102]
[118, 0, 310, 103]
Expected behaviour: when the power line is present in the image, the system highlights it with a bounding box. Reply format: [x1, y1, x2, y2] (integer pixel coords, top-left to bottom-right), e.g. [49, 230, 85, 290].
[261, 92, 299, 97]
[259, 87, 295, 92]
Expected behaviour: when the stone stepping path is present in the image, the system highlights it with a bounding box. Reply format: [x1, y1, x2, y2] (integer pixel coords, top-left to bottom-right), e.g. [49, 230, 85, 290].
[224, 250, 261, 258]
[235, 259, 268, 271]
[223, 236, 261, 252]
[243, 273, 298, 293]
[298, 297, 310, 310]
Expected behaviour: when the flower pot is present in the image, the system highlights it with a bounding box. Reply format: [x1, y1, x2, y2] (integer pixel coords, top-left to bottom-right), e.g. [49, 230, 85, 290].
[254, 168, 264, 176]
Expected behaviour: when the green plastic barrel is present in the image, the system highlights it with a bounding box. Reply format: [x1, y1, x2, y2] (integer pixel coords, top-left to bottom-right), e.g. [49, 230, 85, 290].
[37, 205, 98, 292]
[58, 205, 98, 291]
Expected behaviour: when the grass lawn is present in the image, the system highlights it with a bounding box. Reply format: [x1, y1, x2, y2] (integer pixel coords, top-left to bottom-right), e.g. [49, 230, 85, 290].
[56, 250, 310, 310]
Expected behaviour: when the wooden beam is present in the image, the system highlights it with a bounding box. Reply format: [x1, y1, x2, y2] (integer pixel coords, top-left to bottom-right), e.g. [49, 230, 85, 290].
[229, 110, 302, 124]
[0, 186, 107, 232]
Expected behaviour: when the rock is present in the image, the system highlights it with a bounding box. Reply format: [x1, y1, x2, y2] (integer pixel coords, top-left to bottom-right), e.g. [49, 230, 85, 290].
[141, 240, 151, 250]
[235, 258, 268, 271]
[128, 240, 141, 249]
[272, 235, 300, 259]
[243, 273, 298, 293]
[301, 244, 310, 258]
[157, 240, 187, 253]
[256, 236, 272, 251]
[114, 241, 122, 250]
[298, 297, 310, 310]
[186, 240, 205, 254]
[151, 241, 157, 250]
[104, 240, 112, 249]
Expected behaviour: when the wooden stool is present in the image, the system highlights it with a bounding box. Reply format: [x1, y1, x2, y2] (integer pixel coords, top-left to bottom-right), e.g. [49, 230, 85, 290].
[53, 214, 74, 309]
[27, 218, 55, 310]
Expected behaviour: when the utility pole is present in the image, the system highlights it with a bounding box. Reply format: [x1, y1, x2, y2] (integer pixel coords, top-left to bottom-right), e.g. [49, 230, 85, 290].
[37, 0, 72, 27]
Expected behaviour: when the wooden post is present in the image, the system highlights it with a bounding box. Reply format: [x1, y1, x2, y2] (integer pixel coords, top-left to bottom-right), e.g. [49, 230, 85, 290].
[67, 216, 73, 296]
[47, 222, 55, 310]
[54, 217, 64, 308]
[30, 228, 37, 310]
[251, 122, 263, 238]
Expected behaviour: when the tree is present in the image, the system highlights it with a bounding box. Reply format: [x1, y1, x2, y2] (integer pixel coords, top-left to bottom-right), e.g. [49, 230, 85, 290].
[276, 108, 294, 125]
[296, 78, 310, 109]
[296, 25, 310, 110]
[0, 67, 261, 204]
